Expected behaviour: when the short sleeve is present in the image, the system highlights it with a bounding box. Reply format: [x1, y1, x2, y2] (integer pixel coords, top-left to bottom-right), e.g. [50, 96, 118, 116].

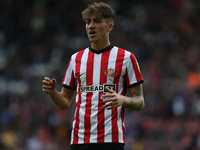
[124, 53, 144, 88]
[62, 57, 77, 90]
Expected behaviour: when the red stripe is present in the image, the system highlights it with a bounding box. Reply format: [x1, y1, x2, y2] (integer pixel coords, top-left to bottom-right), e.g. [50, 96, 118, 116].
[121, 106, 125, 143]
[124, 68, 130, 86]
[121, 81, 125, 143]
[69, 70, 76, 87]
[73, 50, 84, 144]
[84, 51, 94, 143]
[62, 58, 71, 84]
[97, 50, 111, 143]
[112, 48, 125, 142]
[130, 53, 143, 82]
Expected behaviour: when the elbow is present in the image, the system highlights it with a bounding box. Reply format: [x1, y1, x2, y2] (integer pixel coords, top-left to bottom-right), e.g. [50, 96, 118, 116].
[136, 102, 145, 111]
[139, 99, 145, 111]
[58, 98, 72, 110]
[59, 107, 68, 111]
[57, 104, 70, 111]
[124, 97, 145, 111]
[135, 98, 145, 111]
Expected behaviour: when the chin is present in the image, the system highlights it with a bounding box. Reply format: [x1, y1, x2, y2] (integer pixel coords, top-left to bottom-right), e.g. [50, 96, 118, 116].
[89, 38, 97, 42]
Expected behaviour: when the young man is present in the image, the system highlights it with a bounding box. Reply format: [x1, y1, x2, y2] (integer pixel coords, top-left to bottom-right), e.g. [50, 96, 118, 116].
[42, 2, 144, 150]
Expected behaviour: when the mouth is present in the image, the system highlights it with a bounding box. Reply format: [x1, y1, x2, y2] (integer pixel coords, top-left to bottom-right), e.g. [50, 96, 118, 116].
[89, 31, 96, 37]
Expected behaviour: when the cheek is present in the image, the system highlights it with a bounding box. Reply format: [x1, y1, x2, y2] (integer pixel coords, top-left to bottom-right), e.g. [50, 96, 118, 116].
[99, 26, 108, 33]
[85, 25, 89, 30]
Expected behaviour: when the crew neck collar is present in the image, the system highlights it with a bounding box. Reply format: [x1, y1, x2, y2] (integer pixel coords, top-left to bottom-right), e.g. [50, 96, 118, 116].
[89, 45, 114, 54]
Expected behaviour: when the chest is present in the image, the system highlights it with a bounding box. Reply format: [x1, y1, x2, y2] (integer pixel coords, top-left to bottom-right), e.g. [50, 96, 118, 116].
[74, 52, 126, 85]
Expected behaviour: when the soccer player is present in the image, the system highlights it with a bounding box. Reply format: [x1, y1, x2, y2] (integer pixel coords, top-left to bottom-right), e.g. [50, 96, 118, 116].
[42, 2, 145, 150]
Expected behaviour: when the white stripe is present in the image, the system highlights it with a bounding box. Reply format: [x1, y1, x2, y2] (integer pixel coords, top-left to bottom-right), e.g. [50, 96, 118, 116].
[117, 107, 123, 143]
[104, 47, 118, 142]
[80, 48, 89, 86]
[127, 53, 137, 85]
[70, 107, 76, 144]
[77, 48, 89, 144]
[90, 53, 102, 143]
[70, 53, 78, 144]
[63, 53, 77, 85]
[116, 49, 126, 143]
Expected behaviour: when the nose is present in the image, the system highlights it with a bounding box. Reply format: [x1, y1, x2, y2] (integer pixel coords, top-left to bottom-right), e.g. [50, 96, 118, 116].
[89, 21, 95, 29]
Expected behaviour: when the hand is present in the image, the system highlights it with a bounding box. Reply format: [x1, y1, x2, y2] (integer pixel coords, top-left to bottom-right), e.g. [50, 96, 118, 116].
[103, 87, 126, 110]
[42, 77, 57, 94]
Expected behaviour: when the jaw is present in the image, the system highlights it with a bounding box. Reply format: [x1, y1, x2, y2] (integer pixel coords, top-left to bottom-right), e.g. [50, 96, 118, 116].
[87, 32, 98, 42]
[88, 36, 96, 42]
[89, 36, 110, 50]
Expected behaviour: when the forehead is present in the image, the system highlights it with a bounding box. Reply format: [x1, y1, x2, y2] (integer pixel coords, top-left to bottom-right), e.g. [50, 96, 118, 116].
[84, 15, 103, 20]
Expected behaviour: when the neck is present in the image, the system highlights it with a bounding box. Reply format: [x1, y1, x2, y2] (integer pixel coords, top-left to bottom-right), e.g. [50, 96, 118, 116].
[91, 40, 110, 51]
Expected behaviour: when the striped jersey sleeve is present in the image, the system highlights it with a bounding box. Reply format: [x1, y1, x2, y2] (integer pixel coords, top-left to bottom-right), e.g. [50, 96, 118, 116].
[124, 52, 144, 87]
[62, 53, 77, 89]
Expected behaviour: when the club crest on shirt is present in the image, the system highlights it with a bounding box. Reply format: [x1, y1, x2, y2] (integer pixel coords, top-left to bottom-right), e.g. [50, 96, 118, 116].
[105, 68, 117, 77]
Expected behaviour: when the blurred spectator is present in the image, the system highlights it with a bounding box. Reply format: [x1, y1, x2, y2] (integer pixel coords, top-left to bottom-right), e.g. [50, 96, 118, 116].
[0, 0, 200, 149]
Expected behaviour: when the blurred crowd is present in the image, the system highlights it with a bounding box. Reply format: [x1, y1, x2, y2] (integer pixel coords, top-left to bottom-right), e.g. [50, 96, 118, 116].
[0, 0, 200, 149]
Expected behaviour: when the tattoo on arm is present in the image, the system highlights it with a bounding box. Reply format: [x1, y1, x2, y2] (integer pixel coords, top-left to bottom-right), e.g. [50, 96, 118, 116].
[124, 84, 144, 111]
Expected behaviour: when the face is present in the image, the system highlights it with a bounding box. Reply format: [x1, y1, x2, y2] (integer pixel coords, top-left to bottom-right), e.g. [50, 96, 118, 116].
[85, 15, 113, 44]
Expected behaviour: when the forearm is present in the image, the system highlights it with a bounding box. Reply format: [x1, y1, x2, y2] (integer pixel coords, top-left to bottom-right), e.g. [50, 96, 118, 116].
[123, 84, 145, 111]
[123, 96, 144, 111]
[102, 85, 145, 111]
[49, 89, 71, 110]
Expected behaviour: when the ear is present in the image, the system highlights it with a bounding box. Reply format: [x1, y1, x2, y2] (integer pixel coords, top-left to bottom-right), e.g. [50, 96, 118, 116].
[108, 23, 114, 32]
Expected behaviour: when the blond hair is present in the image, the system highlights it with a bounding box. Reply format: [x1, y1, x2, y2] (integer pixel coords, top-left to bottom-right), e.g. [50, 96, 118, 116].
[82, 2, 115, 24]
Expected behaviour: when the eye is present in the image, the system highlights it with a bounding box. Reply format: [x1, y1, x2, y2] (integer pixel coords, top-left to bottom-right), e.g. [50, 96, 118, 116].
[85, 20, 91, 24]
[94, 19, 101, 23]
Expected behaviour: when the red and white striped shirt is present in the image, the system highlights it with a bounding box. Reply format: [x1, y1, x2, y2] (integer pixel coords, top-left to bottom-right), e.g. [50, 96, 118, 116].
[62, 45, 144, 144]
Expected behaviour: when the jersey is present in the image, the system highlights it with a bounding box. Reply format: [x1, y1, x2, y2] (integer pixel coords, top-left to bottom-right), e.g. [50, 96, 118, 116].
[62, 45, 144, 145]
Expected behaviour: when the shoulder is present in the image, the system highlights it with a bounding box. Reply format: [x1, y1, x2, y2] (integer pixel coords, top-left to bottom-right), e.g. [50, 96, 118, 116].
[113, 46, 134, 59]
[71, 47, 89, 60]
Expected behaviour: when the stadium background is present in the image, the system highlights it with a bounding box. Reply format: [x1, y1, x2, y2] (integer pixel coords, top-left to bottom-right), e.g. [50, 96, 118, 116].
[0, 0, 200, 149]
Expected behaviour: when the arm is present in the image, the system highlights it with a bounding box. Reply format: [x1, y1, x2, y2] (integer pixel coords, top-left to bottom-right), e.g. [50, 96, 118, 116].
[123, 84, 144, 111]
[103, 84, 144, 111]
[42, 77, 76, 110]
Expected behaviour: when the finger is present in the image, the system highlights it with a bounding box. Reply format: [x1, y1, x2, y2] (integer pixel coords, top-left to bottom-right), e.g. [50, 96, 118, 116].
[103, 97, 116, 103]
[43, 88, 52, 93]
[107, 101, 119, 109]
[105, 87, 115, 93]
[103, 102, 113, 109]
[42, 77, 51, 83]
[103, 99, 117, 106]
[102, 93, 114, 98]
[42, 79, 50, 84]
[42, 80, 53, 87]
[43, 85, 52, 89]
[44, 77, 51, 81]
[43, 84, 54, 93]
[107, 105, 117, 110]
[104, 102, 117, 110]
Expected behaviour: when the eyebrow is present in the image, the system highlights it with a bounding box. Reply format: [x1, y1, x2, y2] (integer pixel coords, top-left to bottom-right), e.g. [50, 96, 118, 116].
[85, 17, 103, 21]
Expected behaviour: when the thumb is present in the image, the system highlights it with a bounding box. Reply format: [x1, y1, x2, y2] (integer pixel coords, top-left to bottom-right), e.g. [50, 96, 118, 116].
[51, 78, 57, 87]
